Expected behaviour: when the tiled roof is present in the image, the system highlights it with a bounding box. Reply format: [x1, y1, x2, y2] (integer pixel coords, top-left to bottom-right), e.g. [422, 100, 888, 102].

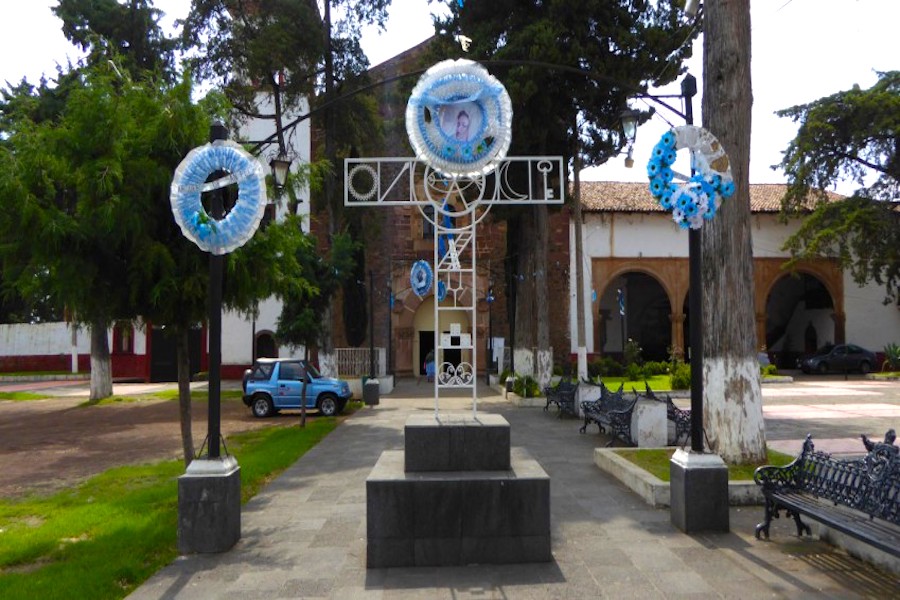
[579, 181, 843, 213]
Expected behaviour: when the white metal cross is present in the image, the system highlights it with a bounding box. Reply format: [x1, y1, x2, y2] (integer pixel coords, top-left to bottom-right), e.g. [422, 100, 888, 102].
[345, 156, 563, 418]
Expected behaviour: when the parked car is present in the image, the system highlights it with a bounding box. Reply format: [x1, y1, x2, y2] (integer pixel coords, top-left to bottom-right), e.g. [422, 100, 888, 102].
[242, 358, 352, 418]
[796, 343, 876, 375]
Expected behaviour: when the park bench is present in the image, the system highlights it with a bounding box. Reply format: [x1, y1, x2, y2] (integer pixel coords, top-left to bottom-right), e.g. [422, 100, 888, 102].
[543, 378, 578, 418]
[639, 383, 692, 446]
[753, 431, 900, 558]
[578, 382, 637, 446]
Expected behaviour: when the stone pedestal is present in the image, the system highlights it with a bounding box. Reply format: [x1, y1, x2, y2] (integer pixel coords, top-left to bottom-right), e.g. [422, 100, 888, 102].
[367, 414, 551, 568]
[631, 400, 667, 447]
[178, 456, 241, 554]
[669, 449, 729, 533]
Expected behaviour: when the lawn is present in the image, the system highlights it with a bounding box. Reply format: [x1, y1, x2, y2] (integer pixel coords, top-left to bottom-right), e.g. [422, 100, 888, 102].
[586, 375, 673, 392]
[0, 416, 342, 600]
[614, 446, 797, 482]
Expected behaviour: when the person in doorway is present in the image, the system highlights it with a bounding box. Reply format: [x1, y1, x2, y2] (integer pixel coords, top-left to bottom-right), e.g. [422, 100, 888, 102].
[424, 349, 435, 382]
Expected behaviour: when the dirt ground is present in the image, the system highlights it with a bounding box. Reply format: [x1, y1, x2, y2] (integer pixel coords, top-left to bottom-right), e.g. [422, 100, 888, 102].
[0, 391, 293, 499]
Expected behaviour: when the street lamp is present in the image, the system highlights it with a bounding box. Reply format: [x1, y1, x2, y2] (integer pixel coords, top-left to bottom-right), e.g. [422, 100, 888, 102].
[269, 154, 292, 190]
[620, 72, 702, 453]
[485, 285, 495, 385]
[620, 109, 641, 168]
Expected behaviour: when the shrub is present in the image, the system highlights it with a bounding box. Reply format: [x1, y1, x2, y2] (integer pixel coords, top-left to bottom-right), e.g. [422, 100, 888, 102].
[589, 356, 624, 378]
[670, 361, 692, 390]
[643, 361, 670, 376]
[884, 343, 900, 371]
[625, 362, 644, 382]
[761, 364, 778, 377]
[513, 375, 541, 397]
[624, 338, 643, 366]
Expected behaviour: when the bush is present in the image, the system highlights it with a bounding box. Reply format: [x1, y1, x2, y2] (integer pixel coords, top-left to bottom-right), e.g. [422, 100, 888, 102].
[884, 343, 900, 371]
[643, 361, 670, 376]
[624, 362, 644, 382]
[670, 362, 692, 390]
[499, 369, 513, 383]
[513, 375, 541, 397]
[761, 364, 778, 377]
[589, 356, 623, 378]
[624, 338, 643, 366]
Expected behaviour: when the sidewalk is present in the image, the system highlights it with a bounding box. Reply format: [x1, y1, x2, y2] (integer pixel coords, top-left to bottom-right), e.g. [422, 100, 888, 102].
[128, 379, 899, 599]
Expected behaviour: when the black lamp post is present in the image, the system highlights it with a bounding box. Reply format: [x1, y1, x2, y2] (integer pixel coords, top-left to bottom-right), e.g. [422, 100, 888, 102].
[207, 120, 227, 460]
[621, 72, 703, 453]
[485, 285, 494, 385]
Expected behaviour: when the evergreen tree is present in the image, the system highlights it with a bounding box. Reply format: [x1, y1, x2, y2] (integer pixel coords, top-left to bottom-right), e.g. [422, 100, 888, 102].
[432, 0, 697, 383]
[778, 71, 900, 303]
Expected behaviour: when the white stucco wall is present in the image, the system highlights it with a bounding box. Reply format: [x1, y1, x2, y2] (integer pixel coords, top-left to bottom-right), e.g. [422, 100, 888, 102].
[569, 210, 900, 356]
[0, 322, 147, 356]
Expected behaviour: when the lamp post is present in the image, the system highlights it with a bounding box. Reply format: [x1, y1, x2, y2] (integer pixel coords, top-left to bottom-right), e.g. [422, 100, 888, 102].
[621, 72, 703, 452]
[485, 285, 494, 385]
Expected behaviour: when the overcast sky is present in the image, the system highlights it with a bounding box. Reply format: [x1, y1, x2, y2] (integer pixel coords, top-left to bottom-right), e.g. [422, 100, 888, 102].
[1, 0, 894, 193]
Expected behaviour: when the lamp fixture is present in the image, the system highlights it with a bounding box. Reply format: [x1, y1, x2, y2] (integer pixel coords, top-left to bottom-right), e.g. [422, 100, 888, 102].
[269, 154, 292, 190]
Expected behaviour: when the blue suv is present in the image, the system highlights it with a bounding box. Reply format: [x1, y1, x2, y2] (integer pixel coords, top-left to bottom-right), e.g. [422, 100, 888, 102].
[242, 358, 352, 418]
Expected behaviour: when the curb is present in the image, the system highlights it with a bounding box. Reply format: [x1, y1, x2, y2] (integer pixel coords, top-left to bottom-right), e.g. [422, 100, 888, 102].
[593, 447, 764, 507]
[0, 374, 89, 382]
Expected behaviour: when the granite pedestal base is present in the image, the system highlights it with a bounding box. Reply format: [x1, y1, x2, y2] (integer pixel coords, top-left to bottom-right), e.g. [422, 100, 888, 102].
[366, 414, 551, 568]
[177, 456, 241, 554]
[669, 449, 729, 533]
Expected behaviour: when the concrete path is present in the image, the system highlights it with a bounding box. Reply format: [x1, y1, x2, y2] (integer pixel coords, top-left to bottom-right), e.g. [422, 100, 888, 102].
[127, 377, 900, 599]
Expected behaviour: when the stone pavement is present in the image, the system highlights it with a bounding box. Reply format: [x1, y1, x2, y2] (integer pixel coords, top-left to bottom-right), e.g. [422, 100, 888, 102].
[128, 377, 900, 599]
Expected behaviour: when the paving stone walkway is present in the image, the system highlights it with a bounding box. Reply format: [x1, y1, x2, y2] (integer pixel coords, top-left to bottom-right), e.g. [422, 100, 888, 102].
[128, 378, 900, 599]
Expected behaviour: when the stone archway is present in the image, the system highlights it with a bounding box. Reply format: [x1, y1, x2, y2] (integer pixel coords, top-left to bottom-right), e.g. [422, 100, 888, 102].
[764, 272, 836, 368]
[598, 271, 672, 362]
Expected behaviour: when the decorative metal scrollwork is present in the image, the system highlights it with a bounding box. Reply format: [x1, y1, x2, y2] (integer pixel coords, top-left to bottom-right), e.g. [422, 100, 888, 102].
[438, 362, 475, 386]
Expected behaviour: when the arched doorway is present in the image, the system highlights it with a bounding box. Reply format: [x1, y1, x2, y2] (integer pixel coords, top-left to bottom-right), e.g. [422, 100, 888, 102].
[765, 273, 835, 368]
[255, 331, 278, 359]
[599, 272, 671, 362]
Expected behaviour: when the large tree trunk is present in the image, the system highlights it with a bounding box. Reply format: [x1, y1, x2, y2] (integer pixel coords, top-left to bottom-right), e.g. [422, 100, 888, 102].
[701, 0, 766, 463]
[176, 329, 194, 467]
[514, 212, 536, 377]
[535, 204, 552, 389]
[89, 319, 113, 402]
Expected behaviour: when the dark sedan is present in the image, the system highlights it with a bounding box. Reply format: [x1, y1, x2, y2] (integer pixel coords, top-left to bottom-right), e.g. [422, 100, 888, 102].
[797, 343, 876, 374]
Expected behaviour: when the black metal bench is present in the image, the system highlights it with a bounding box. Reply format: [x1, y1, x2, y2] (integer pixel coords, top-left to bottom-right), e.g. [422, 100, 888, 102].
[543, 378, 578, 418]
[639, 383, 691, 446]
[753, 432, 900, 558]
[578, 382, 637, 446]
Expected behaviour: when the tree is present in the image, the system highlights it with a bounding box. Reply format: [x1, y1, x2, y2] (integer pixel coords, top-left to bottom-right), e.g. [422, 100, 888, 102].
[778, 71, 900, 303]
[700, 0, 766, 463]
[433, 0, 697, 384]
[182, 0, 391, 376]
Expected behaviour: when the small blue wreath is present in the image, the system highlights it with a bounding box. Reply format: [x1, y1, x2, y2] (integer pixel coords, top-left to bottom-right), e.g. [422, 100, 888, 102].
[437, 280, 447, 302]
[410, 260, 434, 297]
[170, 141, 267, 255]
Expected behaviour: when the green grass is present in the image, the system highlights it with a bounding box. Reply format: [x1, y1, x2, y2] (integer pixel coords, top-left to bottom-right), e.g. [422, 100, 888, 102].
[614, 447, 796, 482]
[80, 389, 243, 407]
[0, 418, 340, 600]
[591, 375, 673, 392]
[0, 392, 48, 401]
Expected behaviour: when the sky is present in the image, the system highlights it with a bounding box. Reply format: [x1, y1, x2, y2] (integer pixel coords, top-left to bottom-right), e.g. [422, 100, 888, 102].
[0, 0, 895, 194]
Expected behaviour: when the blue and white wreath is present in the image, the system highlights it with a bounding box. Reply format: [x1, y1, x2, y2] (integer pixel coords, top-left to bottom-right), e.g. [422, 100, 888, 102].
[170, 141, 267, 255]
[406, 59, 513, 178]
[410, 260, 434, 298]
[647, 126, 735, 230]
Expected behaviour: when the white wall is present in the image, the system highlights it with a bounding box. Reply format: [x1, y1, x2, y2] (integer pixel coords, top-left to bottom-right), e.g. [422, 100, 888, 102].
[0, 322, 148, 355]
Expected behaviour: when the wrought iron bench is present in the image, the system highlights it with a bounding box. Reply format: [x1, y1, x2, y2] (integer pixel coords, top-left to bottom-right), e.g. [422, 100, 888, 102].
[543, 378, 578, 418]
[639, 383, 691, 446]
[753, 431, 900, 558]
[579, 382, 637, 446]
